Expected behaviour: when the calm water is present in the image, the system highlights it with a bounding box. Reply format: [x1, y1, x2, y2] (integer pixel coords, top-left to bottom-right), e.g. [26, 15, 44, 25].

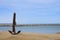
[0, 26, 60, 34]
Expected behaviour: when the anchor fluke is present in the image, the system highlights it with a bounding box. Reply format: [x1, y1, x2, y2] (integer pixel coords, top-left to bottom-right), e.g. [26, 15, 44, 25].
[8, 12, 21, 35]
[8, 30, 21, 35]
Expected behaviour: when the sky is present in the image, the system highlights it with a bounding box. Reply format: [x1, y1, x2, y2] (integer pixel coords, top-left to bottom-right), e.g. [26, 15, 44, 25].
[0, 0, 60, 24]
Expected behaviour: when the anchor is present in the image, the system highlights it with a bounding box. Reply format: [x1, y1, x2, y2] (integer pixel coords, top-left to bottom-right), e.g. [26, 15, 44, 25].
[8, 12, 21, 35]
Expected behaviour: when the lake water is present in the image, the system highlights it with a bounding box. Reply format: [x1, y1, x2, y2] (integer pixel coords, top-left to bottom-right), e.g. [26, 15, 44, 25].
[0, 26, 60, 34]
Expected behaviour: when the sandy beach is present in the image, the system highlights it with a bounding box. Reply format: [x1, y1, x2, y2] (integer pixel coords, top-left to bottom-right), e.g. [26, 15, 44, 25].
[0, 32, 60, 40]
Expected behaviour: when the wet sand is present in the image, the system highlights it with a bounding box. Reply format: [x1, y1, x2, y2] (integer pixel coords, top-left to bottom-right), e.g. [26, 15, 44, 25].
[0, 32, 60, 40]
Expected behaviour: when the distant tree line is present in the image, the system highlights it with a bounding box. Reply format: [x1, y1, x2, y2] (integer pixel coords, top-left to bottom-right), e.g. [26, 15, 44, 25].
[0, 23, 60, 27]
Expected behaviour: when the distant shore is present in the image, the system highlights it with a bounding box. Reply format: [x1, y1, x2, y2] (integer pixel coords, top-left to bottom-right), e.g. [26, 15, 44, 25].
[0, 32, 60, 40]
[0, 24, 60, 27]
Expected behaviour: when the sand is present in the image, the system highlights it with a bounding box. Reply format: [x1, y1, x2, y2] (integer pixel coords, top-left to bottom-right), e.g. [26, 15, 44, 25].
[0, 32, 60, 40]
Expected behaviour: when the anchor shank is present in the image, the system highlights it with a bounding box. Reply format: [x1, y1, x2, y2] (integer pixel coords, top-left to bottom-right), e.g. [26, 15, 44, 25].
[12, 13, 16, 33]
[12, 24, 15, 33]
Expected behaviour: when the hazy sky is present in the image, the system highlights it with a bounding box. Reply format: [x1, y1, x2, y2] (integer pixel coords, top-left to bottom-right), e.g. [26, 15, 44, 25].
[0, 0, 60, 24]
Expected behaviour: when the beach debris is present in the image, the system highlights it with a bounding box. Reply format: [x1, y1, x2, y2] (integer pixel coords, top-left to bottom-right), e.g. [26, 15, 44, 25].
[8, 12, 21, 35]
[56, 32, 60, 34]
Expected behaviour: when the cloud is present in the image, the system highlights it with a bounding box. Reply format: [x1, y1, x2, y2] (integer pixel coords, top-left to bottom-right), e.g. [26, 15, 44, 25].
[26, 0, 56, 3]
[0, 0, 60, 23]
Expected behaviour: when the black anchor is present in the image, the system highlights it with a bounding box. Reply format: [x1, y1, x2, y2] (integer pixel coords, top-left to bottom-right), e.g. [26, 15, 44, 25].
[8, 12, 21, 35]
